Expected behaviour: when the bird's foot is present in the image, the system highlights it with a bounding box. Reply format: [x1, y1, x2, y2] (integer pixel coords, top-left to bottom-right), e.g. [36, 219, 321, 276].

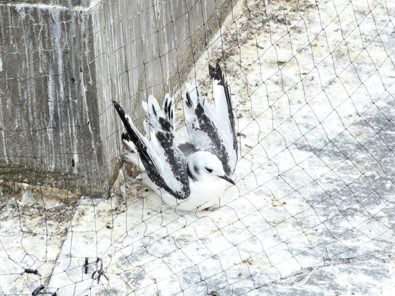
[202, 205, 220, 212]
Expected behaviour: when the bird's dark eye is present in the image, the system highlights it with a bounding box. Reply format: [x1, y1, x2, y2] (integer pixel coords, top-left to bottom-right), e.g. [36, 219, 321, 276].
[205, 167, 213, 173]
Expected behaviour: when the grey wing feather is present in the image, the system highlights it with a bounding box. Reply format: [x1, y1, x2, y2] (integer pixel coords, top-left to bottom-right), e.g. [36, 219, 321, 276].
[182, 65, 238, 176]
[178, 142, 195, 157]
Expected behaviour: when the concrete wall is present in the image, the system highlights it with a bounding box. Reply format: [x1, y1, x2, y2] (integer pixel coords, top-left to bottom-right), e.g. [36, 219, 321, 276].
[0, 0, 233, 196]
[0, 2, 103, 195]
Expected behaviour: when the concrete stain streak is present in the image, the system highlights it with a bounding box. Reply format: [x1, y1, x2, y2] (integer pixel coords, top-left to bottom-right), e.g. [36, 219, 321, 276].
[0, 1, 100, 13]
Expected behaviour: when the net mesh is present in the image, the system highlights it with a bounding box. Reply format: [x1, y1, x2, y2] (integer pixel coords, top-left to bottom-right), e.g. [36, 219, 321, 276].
[0, 0, 393, 295]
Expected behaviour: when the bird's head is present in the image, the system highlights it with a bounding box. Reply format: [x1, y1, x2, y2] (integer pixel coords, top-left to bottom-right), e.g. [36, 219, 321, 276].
[188, 151, 235, 185]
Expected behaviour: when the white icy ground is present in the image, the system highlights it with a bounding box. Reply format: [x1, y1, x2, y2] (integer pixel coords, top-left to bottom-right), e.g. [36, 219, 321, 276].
[1, 0, 394, 295]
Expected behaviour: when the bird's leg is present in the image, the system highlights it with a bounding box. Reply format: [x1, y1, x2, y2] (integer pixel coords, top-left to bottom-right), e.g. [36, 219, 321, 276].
[202, 205, 220, 212]
[201, 199, 221, 211]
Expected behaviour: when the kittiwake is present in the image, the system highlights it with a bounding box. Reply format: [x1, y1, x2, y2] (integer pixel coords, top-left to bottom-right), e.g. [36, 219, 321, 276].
[112, 63, 237, 211]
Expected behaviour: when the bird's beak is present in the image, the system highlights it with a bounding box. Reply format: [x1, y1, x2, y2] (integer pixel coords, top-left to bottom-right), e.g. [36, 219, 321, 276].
[219, 175, 236, 185]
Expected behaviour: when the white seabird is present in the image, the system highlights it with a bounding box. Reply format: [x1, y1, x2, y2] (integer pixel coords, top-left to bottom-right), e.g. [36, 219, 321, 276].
[113, 64, 238, 211]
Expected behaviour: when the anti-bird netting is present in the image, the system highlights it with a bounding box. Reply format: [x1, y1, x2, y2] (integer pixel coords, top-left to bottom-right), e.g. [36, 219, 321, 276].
[0, 0, 394, 295]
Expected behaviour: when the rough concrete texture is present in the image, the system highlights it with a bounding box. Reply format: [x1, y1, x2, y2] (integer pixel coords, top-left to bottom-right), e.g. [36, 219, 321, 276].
[0, 1, 91, 7]
[0, 0, 394, 295]
[0, 2, 103, 195]
[0, 0, 233, 196]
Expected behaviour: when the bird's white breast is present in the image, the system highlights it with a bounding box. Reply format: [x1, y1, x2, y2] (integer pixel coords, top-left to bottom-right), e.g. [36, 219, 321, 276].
[160, 176, 227, 211]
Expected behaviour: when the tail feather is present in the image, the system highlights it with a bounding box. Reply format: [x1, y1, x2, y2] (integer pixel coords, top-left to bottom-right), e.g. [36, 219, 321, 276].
[148, 95, 162, 118]
[142, 101, 148, 114]
[143, 119, 151, 138]
[140, 94, 177, 137]
[183, 82, 202, 124]
[184, 82, 201, 106]
[163, 94, 176, 128]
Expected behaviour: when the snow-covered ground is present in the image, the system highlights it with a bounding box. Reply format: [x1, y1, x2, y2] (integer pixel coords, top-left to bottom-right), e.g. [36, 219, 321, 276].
[1, 0, 394, 295]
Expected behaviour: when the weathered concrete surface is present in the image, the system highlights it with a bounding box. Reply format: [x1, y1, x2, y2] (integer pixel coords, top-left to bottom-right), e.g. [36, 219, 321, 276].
[0, 2, 103, 195]
[0, 0, 91, 7]
[0, 1, 91, 6]
[0, 0, 233, 197]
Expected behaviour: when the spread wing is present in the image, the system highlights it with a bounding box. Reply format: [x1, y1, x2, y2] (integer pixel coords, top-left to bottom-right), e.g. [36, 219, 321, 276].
[182, 64, 238, 176]
[113, 96, 190, 199]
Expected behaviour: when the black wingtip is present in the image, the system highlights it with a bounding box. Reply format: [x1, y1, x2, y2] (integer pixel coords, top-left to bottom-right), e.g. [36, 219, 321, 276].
[167, 100, 172, 117]
[121, 132, 131, 142]
[185, 92, 192, 108]
[164, 98, 168, 112]
[151, 104, 157, 117]
[112, 100, 124, 114]
[112, 101, 134, 142]
[209, 63, 223, 81]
